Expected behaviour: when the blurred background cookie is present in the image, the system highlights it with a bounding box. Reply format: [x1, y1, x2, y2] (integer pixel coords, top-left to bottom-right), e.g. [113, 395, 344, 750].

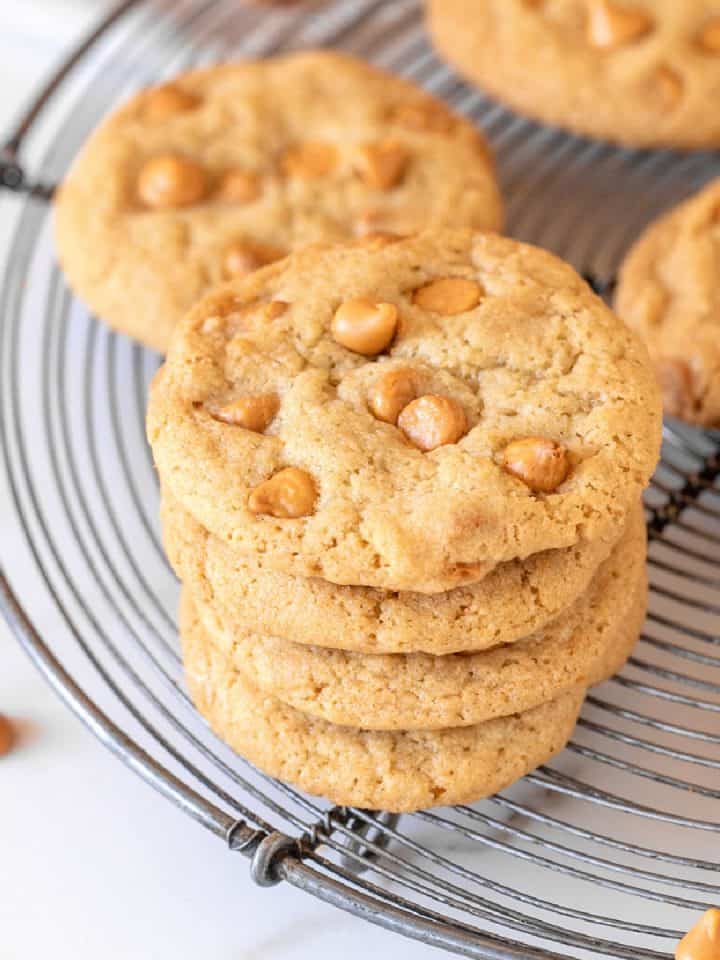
[427, 0, 720, 149]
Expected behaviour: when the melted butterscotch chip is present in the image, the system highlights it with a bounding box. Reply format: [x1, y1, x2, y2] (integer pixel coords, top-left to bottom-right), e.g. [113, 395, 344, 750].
[207, 393, 279, 432]
[656, 65, 683, 109]
[281, 142, 338, 179]
[389, 101, 454, 134]
[137, 154, 208, 209]
[223, 241, 285, 279]
[412, 277, 483, 314]
[587, 1, 653, 49]
[675, 909, 720, 960]
[355, 142, 409, 190]
[502, 438, 570, 493]
[216, 169, 262, 204]
[142, 84, 200, 121]
[698, 18, 720, 53]
[248, 467, 317, 518]
[332, 299, 398, 355]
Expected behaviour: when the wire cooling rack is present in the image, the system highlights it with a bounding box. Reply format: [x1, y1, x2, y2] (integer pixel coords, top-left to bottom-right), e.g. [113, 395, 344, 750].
[1, 2, 719, 957]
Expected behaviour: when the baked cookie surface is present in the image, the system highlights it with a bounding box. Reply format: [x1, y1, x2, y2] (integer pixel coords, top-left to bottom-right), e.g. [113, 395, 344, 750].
[148, 230, 661, 592]
[616, 177, 720, 427]
[54, 51, 502, 353]
[183, 509, 646, 730]
[180, 595, 585, 811]
[163, 490, 641, 655]
[427, 0, 720, 150]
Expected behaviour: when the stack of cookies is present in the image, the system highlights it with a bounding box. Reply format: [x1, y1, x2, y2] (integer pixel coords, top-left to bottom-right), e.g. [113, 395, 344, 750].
[148, 229, 662, 812]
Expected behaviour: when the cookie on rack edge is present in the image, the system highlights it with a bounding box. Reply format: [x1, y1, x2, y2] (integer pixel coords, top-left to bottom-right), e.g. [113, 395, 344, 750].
[616, 177, 720, 428]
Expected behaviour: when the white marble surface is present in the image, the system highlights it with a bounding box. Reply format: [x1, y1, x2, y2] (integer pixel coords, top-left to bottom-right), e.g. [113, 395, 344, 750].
[0, 4, 438, 957]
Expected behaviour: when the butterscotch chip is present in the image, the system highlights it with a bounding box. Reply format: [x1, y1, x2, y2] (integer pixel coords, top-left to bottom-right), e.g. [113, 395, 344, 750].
[332, 299, 398, 355]
[55, 55, 502, 352]
[368, 367, 418, 423]
[0, 715, 14, 756]
[398, 394, 467, 451]
[281, 142, 337, 179]
[137, 154, 207, 209]
[657, 357, 697, 420]
[502, 438, 570, 493]
[216, 169, 261, 204]
[675, 909, 720, 960]
[355, 142, 409, 190]
[248, 467, 317, 518]
[412, 277, 483, 314]
[698, 18, 720, 52]
[142, 84, 200, 121]
[656, 65, 683, 109]
[207, 393, 279, 431]
[616, 178, 720, 427]
[389, 101, 454, 134]
[223, 241, 284, 279]
[586, 1, 653, 49]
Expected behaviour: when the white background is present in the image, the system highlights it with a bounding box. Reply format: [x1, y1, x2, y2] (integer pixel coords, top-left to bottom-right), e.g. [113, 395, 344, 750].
[0, 3, 437, 957]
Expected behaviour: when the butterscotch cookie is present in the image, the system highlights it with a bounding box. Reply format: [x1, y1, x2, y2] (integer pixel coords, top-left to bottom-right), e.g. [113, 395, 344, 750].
[54, 52, 502, 353]
[163, 489, 641, 654]
[148, 230, 661, 592]
[427, 1, 720, 150]
[180, 595, 586, 811]
[185, 510, 646, 730]
[616, 178, 720, 427]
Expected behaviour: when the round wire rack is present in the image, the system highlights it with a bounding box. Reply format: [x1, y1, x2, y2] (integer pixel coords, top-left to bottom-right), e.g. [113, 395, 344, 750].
[1, 2, 719, 957]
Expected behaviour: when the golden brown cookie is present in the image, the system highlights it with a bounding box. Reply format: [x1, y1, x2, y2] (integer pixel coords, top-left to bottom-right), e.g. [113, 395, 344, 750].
[180, 594, 586, 811]
[148, 229, 661, 592]
[616, 178, 720, 427]
[54, 52, 502, 353]
[163, 489, 642, 655]
[184, 512, 646, 730]
[427, 0, 720, 149]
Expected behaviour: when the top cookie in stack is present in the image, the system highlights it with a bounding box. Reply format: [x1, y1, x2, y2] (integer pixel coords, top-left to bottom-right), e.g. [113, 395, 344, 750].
[54, 51, 503, 353]
[149, 229, 660, 592]
[149, 229, 661, 811]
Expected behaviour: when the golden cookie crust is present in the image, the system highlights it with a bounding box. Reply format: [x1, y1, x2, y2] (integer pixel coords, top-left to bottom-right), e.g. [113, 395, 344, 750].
[427, 0, 720, 150]
[184, 512, 646, 730]
[162, 488, 641, 655]
[616, 178, 720, 427]
[54, 51, 503, 353]
[180, 595, 586, 812]
[148, 230, 661, 592]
